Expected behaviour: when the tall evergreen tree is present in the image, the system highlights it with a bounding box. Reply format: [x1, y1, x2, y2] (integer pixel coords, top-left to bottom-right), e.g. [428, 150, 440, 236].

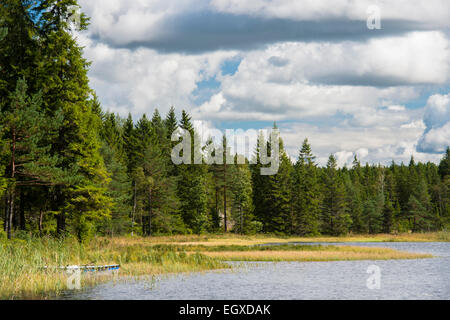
[293, 138, 321, 235]
[264, 128, 293, 234]
[230, 157, 254, 234]
[176, 110, 208, 233]
[0, 78, 67, 238]
[250, 130, 270, 231]
[322, 155, 351, 235]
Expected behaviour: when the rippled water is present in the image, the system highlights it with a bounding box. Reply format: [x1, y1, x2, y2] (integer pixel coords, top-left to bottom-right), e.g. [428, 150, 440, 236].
[60, 242, 449, 300]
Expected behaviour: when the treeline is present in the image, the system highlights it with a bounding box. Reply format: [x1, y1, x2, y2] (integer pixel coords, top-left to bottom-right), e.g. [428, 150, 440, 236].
[0, 1, 449, 240]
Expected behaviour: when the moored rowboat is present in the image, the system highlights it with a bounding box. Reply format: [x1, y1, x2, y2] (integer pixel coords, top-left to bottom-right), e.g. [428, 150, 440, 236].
[43, 264, 120, 272]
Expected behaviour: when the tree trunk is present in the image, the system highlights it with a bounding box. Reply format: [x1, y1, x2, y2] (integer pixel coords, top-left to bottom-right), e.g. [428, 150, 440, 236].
[215, 186, 219, 229]
[7, 129, 16, 239]
[223, 163, 227, 232]
[57, 211, 65, 237]
[132, 181, 136, 236]
[148, 188, 152, 237]
[39, 209, 43, 236]
[7, 187, 14, 239]
[19, 190, 25, 230]
[53, 187, 66, 237]
[240, 204, 243, 235]
[3, 194, 7, 232]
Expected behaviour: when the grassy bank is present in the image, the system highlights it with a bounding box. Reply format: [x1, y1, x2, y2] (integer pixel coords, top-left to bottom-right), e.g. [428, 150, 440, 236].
[0, 237, 227, 299]
[1, 231, 445, 299]
[190, 244, 432, 261]
[104, 231, 450, 247]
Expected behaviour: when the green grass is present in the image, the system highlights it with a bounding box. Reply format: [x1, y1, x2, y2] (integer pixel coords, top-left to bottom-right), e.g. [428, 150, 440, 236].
[1, 231, 446, 299]
[0, 237, 227, 300]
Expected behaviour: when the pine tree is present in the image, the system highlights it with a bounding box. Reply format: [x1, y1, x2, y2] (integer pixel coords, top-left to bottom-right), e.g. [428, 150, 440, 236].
[0, 0, 39, 102]
[30, 0, 111, 239]
[250, 130, 270, 231]
[264, 128, 293, 234]
[122, 113, 139, 175]
[383, 193, 395, 233]
[438, 147, 450, 179]
[322, 155, 351, 235]
[0, 78, 67, 238]
[135, 140, 183, 236]
[164, 106, 178, 140]
[407, 173, 434, 231]
[346, 156, 365, 233]
[98, 112, 132, 236]
[293, 138, 321, 236]
[176, 110, 208, 233]
[230, 158, 254, 234]
[437, 148, 449, 228]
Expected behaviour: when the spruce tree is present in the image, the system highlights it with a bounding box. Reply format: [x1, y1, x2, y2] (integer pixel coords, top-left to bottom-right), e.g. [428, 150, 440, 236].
[0, 78, 67, 238]
[293, 138, 321, 236]
[265, 128, 293, 234]
[250, 130, 270, 231]
[31, 0, 111, 239]
[230, 158, 254, 234]
[176, 110, 208, 233]
[322, 155, 351, 235]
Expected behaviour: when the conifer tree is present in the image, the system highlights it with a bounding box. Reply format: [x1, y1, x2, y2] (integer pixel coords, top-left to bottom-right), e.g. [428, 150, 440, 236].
[0, 79, 67, 238]
[347, 156, 365, 233]
[164, 106, 178, 140]
[230, 157, 254, 234]
[293, 138, 321, 235]
[264, 127, 293, 234]
[250, 130, 270, 231]
[176, 110, 208, 232]
[31, 0, 111, 238]
[322, 155, 351, 235]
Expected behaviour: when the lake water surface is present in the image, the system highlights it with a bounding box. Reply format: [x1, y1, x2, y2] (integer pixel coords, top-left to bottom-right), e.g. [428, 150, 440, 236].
[60, 242, 449, 300]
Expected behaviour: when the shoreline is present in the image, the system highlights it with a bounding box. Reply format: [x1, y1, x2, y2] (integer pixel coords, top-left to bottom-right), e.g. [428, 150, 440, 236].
[1, 232, 446, 300]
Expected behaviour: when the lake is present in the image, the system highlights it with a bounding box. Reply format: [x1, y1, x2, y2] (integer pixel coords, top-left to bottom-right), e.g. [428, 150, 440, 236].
[60, 242, 449, 300]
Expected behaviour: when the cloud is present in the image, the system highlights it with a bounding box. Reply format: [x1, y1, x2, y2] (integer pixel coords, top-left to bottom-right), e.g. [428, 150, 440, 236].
[417, 93, 450, 153]
[278, 117, 440, 167]
[210, 0, 450, 27]
[78, 0, 446, 53]
[191, 31, 449, 122]
[77, 33, 238, 117]
[335, 150, 354, 167]
[73, 1, 449, 166]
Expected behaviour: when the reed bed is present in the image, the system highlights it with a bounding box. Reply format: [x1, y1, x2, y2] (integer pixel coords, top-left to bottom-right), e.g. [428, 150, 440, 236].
[0, 237, 227, 300]
[198, 246, 432, 262]
[103, 231, 449, 247]
[1, 231, 444, 299]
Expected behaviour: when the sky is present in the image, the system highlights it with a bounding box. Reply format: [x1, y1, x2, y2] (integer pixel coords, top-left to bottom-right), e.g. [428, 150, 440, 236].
[75, 0, 450, 167]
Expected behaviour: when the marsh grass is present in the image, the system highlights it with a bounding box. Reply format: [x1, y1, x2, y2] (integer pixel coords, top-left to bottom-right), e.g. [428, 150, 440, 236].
[104, 231, 448, 247]
[1, 231, 444, 299]
[0, 237, 227, 300]
[197, 245, 432, 262]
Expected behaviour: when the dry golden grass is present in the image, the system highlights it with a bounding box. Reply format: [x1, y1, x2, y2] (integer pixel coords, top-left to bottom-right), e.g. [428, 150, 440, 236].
[107, 231, 448, 247]
[199, 246, 432, 262]
[0, 237, 227, 300]
[2, 231, 444, 299]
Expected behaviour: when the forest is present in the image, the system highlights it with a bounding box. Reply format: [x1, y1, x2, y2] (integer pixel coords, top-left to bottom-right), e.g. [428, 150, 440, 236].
[1, 1, 449, 242]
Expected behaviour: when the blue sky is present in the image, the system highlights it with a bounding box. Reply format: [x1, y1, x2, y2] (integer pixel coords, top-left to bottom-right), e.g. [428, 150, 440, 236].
[75, 0, 450, 166]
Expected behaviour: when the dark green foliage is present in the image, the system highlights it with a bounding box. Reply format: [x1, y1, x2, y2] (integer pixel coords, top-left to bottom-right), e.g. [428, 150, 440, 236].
[0, 1, 447, 239]
[321, 155, 352, 235]
[292, 139, 321, 236]
[175, 110, 208, 233]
